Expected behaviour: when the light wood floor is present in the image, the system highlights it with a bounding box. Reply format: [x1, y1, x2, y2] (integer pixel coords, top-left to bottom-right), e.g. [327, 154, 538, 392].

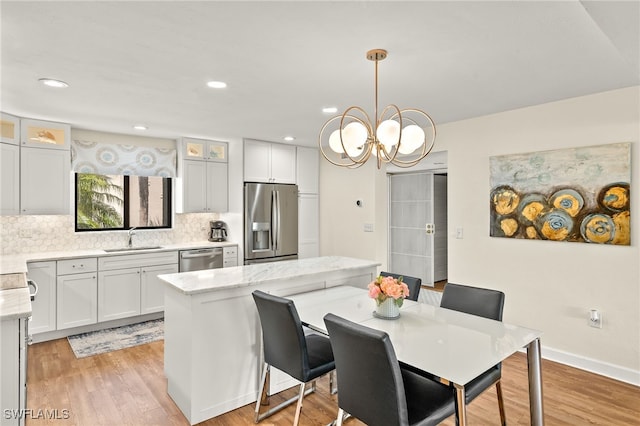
[25, 338, 640, 425]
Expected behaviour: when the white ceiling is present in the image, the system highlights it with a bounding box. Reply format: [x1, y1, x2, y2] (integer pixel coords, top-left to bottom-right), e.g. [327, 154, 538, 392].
[2, 1, 638, 147]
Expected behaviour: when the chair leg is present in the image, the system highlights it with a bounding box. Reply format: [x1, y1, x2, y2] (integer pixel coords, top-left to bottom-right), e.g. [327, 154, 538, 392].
[292, 382, 306, 426]
[495, 380, 506, 426]
[329, 370, 337, 394]
[335, 408, 345, 426]
[255, 363, 270, 422]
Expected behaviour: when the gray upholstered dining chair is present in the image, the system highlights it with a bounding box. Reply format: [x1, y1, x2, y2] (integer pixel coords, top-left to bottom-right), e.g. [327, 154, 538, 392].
[251, 290, 335, 426]
[440, 283, 506, 425]
[323, 313, 456, 426]
[380, 271, 421, 302]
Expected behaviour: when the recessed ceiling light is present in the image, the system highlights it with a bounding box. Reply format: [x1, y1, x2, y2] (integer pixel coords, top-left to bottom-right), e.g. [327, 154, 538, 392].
[322, 107, 338, 114]
[38, 78, 69, 88]
[206, 81, 227, 89]
[133, 125, 148, 131]
[283, 136, 295, 142]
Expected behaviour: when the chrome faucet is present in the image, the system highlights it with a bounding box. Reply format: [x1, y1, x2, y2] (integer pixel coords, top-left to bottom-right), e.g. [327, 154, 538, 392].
[127, 227, 137, 248]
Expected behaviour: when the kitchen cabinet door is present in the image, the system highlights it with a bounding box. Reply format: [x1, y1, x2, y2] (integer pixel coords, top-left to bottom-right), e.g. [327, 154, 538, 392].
[0, 142, 20, 215]
[270, 143, 296, 184]
[57, 272, 97, 330]
[181, 160, 228, 213]
[243, 139, 271, 182]
[27, 261, 57, 334]
[207, 162, 228, 212]
[141, 264, 178, 314]
[1, 319, 22, 426]
[181, 138, 227, 162]
[223, 245, 238, 267]
[298, 194, 319, 259]
[296, 146, 319, 194]
[98, 268, 141, 322]
[20, 118, 70, 150]
[20, 147, 70, 215]
[244, 140, 296, 184]
[1, 112, 20, 145]
[182, 160, 208, 212]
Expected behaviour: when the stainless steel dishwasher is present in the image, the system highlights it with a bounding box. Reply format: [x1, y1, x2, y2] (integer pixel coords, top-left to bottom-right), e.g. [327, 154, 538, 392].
[179, 248, 223, 272]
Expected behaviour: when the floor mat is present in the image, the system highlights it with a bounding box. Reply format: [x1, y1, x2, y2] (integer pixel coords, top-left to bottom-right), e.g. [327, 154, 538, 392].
[67, 318, 163, 358]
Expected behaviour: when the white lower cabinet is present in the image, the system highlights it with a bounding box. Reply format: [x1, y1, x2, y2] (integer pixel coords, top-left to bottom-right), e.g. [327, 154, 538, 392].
[98, 268, 142, 322]
[57, 271, 98, 330]
[27, 261, 57, 334]
[223, 245, 238, 267]
[98, 251, 179, 321]
[141, 264, 178, 314]
[1, 317, 27, 426]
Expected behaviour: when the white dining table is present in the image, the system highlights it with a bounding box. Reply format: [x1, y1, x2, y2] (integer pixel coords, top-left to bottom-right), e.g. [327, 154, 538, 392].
[288, 285, 545, 426]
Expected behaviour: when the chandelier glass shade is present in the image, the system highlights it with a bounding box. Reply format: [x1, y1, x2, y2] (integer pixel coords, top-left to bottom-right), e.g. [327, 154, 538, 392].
[318, 49, 436, 169]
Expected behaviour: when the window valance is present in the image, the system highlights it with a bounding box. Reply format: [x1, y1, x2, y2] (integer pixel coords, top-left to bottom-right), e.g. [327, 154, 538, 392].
[71, 139, 177, 177]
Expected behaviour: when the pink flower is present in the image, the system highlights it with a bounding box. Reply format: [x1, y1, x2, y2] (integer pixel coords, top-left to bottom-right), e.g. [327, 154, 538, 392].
[386, 281, 403, 299]
[368, 282, 381, 298]
[401, 282, 410, 298]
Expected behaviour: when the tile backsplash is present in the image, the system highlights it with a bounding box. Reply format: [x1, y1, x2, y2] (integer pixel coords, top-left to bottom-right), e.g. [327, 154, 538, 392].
[0, 213, 223, 255]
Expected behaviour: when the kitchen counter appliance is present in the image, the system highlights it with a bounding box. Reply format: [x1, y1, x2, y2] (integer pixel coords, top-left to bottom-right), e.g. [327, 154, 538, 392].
[208, 220, 228, 242]
[244, 182, 298, 264]
[179, 248, 223, 272]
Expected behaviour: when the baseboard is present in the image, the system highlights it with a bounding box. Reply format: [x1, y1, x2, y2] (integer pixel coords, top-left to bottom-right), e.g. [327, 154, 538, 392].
[540, 346, 640, 386]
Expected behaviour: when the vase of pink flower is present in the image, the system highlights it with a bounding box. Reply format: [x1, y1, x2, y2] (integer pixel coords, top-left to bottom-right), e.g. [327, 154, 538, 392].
[368, 275, 410, 319]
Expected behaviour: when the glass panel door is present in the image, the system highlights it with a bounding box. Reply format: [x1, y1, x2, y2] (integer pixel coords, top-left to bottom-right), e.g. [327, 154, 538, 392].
[388, 172, 434, 287]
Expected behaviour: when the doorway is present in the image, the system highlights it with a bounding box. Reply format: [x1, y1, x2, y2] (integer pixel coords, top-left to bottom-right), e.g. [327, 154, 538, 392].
[388, 171, 448, 288]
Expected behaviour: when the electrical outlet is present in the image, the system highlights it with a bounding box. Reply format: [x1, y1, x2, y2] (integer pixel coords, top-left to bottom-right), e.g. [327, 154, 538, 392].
[363, 223, 374, 232]
[589, 309, 602, 328]
[19, 229, 32, 239]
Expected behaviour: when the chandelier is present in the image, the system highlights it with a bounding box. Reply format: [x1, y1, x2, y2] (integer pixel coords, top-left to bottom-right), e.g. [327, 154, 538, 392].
[318, 49, 436, 169]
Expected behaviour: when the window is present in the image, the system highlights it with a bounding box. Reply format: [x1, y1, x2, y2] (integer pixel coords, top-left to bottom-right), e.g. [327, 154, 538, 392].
[75, 173, 172, 231]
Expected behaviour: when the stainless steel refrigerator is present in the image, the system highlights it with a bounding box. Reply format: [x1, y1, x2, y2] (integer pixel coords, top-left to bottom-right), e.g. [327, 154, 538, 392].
[244, 182, 298, 264]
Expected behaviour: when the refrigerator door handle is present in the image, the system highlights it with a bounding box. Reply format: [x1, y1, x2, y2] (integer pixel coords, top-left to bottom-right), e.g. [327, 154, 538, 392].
[271, 190, 278, 250]
[275, 190, 281, 252]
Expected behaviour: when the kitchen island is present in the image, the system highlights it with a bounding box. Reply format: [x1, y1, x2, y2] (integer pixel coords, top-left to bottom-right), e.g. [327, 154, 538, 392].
[158, 256, 379, 425]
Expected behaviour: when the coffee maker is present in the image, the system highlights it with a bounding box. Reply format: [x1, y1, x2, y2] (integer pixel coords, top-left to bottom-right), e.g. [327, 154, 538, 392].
[209, 220, 228, 242]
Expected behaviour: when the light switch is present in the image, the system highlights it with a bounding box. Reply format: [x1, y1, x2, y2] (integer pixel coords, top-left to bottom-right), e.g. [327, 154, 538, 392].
[363, 223, 374, 232]
[456, 227, 463, 239]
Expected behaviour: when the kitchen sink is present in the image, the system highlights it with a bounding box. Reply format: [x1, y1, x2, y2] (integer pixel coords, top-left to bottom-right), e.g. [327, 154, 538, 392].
[104, 246, 163, 253]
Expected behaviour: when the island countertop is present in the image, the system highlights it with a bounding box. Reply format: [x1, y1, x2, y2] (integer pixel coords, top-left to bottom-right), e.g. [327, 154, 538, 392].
[158, 256, 380, 295]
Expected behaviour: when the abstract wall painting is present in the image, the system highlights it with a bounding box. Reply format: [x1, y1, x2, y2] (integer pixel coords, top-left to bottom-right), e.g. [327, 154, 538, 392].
[489, 142, 631, 245]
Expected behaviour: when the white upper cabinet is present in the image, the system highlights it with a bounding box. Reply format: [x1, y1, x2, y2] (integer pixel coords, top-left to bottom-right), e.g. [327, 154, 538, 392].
[0, 114, 71, 215]
[181, 138, 227, 162]
[296, 146, 319, 194]
[1, 112, 20, 145]
[20, 147, 70, 215]
[244, 139, 296, 184]
[20, 118, 70, 150]
[177, 138, 229, 213]
[0, 143, 20, 215]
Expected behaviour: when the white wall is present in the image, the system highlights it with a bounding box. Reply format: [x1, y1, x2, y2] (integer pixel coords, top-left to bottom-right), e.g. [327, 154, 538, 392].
[319, 86, 640, 383]
[319, 159, 388, 269]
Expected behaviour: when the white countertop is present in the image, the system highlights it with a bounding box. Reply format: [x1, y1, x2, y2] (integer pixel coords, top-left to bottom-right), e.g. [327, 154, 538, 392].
[159, 256, 380, 295]
[0, 241, 237, 274]
[0, 274, 31, 320]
